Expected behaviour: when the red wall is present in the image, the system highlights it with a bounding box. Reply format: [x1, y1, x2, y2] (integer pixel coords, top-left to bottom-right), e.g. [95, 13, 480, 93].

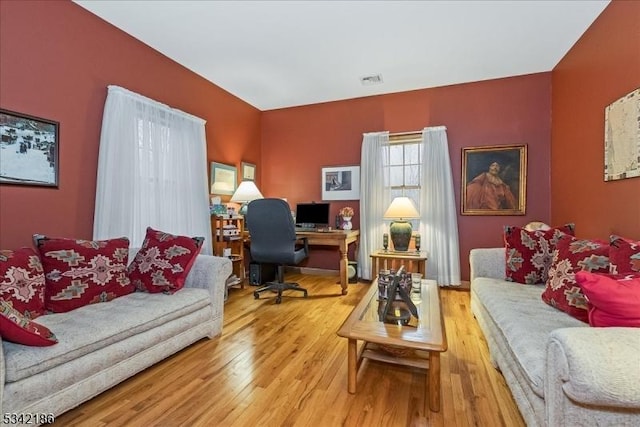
[551, 0, 640, 240]
[262, 74, 553, 279]
[0, 1, 261, 250]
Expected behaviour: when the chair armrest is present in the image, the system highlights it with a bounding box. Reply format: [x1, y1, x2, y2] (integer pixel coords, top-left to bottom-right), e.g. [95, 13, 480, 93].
[546, 327, 640, 409]
[469, 248, 506, 281]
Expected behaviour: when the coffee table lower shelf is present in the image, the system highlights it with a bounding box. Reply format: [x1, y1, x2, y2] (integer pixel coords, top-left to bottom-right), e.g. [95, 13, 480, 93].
[347, 339, 441, 412]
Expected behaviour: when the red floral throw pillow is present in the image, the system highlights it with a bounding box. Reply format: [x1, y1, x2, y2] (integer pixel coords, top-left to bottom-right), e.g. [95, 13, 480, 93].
[0, 300, 57, 346]
[504, 223, 575, 284]
[541, 234, 610, 322]
[575, 271, 640, 327]
[609, 235, 640, 274]
[128, 227, 204, 294]
[0, 248, 46, 319]
[35, 236, 134, 313]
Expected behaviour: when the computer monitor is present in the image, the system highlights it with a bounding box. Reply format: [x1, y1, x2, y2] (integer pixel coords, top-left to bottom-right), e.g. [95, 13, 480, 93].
[295, 202, 330, 228]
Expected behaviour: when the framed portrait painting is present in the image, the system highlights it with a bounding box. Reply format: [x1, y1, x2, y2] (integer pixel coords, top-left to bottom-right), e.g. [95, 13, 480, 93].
[0, 109, 59, 187]
[461, 144, 527, 215]
[322, 165, 360, 201]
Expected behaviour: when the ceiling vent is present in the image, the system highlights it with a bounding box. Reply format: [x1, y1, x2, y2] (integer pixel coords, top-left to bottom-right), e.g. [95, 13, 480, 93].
[360, 74, 383, 86]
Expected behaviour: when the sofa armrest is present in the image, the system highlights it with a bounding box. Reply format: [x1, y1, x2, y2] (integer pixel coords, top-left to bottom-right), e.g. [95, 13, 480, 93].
[546, 327, 640, 411]
[184, 254, 232, 308]
[469, 248, 506, 281]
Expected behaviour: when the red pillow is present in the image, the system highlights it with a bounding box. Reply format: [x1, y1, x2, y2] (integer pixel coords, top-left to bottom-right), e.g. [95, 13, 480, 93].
[0, 248, 46, 318]
[541, 234, 610, 322]
[35, 236, 134, 313]
[128, 227, 204, 294]
[504, 223, 575, 284]
[0, 300, 57, 346]
[575, 271, 640, 327]
[609, 235, 640, 274]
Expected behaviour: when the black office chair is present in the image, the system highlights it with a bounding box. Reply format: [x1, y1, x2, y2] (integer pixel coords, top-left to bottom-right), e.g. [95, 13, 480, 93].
[246, 198, 309, 304]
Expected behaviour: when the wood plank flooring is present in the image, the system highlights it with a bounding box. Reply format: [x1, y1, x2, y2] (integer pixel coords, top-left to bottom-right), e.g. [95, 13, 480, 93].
[54, 274, 524, 426]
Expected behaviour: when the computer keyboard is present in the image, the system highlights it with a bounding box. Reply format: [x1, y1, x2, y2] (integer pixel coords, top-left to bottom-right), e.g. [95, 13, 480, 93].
[295, 226, 317, 232]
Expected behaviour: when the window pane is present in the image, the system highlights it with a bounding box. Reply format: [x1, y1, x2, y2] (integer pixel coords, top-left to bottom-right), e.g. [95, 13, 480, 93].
[389, 165, 404, 187]
[405, 164, 420, 186]
[405, 143, 420, 164]
[389, 145, 404, 165]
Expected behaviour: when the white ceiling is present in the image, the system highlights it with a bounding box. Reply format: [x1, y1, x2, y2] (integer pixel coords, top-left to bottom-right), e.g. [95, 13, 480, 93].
[74, 0, 610, 111]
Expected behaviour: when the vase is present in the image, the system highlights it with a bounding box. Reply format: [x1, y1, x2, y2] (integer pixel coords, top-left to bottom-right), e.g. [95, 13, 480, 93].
[342, 216, 352, 230]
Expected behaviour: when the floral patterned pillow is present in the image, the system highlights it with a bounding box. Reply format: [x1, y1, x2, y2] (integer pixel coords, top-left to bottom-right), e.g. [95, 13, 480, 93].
[541, 234, 610, 322]
[0, 248, 46, 319]
[609, 235, 640, 274]
[128, 227, 204, 294]
[0, 300, 57, 346]
[504, 223, 575, 284]
[35, 236, 134, 313]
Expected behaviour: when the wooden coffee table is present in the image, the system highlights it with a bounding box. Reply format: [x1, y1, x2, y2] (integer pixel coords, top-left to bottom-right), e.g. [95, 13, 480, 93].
[336, 278, 447, 412]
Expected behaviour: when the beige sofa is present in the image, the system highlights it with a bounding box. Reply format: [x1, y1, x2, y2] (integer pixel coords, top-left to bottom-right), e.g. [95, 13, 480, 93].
[470, 248, 640, 426]
[1, 254, 231, 427]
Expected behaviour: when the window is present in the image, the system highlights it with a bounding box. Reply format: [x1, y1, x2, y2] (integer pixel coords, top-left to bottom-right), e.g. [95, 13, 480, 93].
[388, 133, 422, 224]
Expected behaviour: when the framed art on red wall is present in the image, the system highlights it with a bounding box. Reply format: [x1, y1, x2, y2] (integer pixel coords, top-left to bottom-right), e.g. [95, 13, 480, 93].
[461, 144, 527, 216]
[0, 109, 59, 188]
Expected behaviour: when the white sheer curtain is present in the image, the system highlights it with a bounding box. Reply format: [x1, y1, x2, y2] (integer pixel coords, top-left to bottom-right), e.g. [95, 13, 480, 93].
[419, 126, 461, 286]
[93, 85, 212, 254]
[358, 131, 390, 280]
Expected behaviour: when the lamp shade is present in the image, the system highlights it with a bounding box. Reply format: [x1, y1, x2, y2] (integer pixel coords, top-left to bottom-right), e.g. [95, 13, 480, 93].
[383, 197, 419, 252]
[230, 180, 263, 203]
[231, 181, 263, 215]
[383, 197, 419, 219]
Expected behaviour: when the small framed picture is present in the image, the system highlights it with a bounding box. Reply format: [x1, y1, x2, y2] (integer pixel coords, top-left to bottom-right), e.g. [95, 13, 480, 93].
[210, 162, 237, 195]
[0, 109, 59, 187]
[322, 165, 360, 201]
[241, 162, 256, 181]
[461, 144, 527, 215]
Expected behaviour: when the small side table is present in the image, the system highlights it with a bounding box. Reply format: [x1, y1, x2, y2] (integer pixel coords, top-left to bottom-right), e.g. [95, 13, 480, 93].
[370, 249, 428, 279]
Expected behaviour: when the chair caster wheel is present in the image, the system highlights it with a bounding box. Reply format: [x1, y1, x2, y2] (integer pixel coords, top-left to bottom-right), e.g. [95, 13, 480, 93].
[303, 291, 308, 298]
[254, 292, 259, 300]
[275, 296, 282, 304]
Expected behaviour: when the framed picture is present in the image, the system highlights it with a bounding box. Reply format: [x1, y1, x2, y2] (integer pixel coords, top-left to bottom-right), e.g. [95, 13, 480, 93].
[322, 165, 360, 201]
[461, 144, 527, 215]
[210, 162, 237, 195]
[0, 109, 59, 187]
[241, 162, 256, 181]
[604, 87, 640, 181]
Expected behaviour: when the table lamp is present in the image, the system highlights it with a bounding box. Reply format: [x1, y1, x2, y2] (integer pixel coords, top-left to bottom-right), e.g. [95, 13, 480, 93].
[383, 197, 420, 251]
[230, 180, 264, 215]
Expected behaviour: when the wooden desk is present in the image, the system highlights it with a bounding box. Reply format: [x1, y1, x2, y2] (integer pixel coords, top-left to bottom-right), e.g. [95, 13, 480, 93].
[243, 229, 360, 295]
[295, 229, 359, 295]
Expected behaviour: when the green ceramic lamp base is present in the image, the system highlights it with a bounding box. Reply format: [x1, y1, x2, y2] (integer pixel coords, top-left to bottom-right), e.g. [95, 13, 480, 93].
[389, 220, 412, 251]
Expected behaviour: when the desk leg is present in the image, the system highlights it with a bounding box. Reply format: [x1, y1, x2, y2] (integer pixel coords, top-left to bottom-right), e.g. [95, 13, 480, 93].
[428, 352, 441, 412]
[339, 243, 348, 295]
[347, 339, 357, 393]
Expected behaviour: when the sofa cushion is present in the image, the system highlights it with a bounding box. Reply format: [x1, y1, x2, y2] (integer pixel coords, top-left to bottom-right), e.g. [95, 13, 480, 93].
[2, 287, 210, 382]
[542, 234, 610, 322]
[35, 236, 134, 313]
[128, 227, 204, 294]
[0, 247, 46, 318]
[472, 278, 585, 397]
[504, 224, 574, 285]
[0, 300, 57, 346]
[609, 235, 640, 274]
[575, 271, 640, 327]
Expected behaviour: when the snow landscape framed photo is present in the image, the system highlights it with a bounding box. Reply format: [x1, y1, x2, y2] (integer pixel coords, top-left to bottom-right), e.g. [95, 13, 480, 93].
[0, 109, 59, 187]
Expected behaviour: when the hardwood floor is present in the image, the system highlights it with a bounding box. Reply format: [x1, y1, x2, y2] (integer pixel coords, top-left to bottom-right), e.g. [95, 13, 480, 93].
[55, 274, 524, 426]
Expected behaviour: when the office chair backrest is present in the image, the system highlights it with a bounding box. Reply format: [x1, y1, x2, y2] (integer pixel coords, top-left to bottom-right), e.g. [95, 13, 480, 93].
[246, 198, 299, 264]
